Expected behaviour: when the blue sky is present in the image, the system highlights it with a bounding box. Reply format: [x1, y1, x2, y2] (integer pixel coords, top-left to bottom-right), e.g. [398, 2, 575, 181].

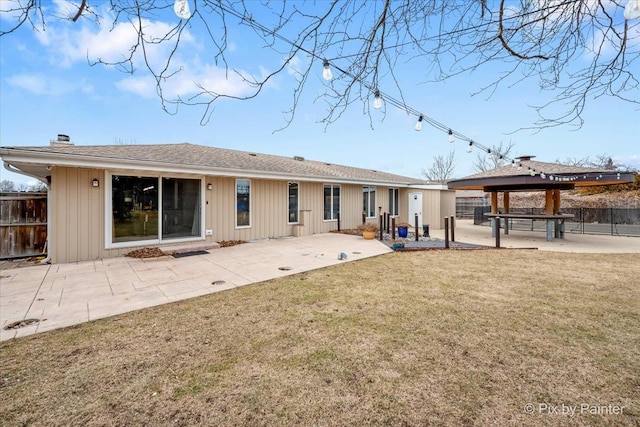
[1, 0, 639, 187]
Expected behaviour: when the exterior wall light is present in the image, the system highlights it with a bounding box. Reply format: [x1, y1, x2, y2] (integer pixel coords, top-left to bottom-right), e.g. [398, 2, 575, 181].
[207, 183, 213, 190]
[92, 178, 100, 187]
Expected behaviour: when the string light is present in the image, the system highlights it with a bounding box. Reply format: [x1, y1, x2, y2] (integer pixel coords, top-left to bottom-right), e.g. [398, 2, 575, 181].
[206, 0, 607, 184]
[322, 59, 333, 81]
[173, 0, 191, 19]
[373, 90, 383, 109]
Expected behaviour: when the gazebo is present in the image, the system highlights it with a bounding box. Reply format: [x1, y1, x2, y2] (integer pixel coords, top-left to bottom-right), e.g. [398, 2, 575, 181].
[447, 156, 636, 241]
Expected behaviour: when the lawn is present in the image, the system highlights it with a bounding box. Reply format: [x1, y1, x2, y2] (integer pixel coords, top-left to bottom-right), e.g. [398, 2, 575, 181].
[1, 250, 638, 426]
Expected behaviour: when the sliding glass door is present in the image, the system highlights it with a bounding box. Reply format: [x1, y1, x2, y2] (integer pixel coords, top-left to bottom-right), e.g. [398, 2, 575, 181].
[111, 175, 201, 245]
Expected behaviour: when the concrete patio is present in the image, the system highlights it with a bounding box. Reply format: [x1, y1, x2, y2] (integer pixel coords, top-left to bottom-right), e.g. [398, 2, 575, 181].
[1, 233, 392, 341]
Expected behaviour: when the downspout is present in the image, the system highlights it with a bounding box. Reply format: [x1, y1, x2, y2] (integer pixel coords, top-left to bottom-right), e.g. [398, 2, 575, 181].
[3, 162, 52, 264]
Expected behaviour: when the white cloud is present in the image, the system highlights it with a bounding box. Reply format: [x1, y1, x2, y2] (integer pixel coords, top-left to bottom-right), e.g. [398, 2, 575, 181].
[115, 63, 262, 100]
[5, 73, 73, 95]
[5, 72, 98, 97]
[114, 77, 156, 99]
[26, 1, 262, 101]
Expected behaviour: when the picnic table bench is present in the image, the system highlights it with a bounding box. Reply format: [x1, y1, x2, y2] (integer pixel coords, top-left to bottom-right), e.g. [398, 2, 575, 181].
[484, 213, 575, 242]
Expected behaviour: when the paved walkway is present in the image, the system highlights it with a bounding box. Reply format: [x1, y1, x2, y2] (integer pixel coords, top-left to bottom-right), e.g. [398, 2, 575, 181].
[429, 219, 640, 253]
[1, 234, 392, 341]
[3, 222, 639, 341]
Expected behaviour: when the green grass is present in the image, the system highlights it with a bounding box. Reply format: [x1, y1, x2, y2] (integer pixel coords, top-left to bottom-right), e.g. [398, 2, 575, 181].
[0, 250, 638, 426]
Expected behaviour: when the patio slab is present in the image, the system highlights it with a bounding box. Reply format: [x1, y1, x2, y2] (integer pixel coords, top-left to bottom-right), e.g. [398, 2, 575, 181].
[0, 233, 392, 341]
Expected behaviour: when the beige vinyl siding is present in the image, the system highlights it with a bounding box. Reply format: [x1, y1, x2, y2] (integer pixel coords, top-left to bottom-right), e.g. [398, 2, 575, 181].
[440, 190, 456, 226]
[50, 167, 105, 263]
[208, 177, 292, 241]
[419, 189, 456, 229]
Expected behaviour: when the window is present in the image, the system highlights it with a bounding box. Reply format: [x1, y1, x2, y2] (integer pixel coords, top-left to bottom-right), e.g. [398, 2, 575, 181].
[111, 175, 203, 245]
[363, 186, 376, 218]
[323, 184, 340, 220]
[112, 176, 159, 243]
[288, 182, 299, 223]
[389, 188, 399, 216]
[162, 178, 201, 239]
[236, 179, 251, 227]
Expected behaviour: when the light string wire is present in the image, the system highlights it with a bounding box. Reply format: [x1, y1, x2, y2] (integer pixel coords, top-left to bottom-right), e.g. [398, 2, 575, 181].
[213, 0, 620, 182]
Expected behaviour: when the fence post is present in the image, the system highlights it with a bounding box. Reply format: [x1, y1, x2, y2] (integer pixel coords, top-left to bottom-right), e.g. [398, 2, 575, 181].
[495, 216, 501, 248]
[450, 216, 455, 242]
[581, 208, 584, 234]
[611, 207, 614, 236]
[337, 212, 340, 232]
[391, 217, 396, 240]
[379, 214, 383, 241]
[414, 213, 419, 242]
[444, 217, 450, 249]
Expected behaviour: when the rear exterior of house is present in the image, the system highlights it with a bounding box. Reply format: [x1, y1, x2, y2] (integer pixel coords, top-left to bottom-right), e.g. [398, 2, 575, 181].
[1, 139, 455, 264]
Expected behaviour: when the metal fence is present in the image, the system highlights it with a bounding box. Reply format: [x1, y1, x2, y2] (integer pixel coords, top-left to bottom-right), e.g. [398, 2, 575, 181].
[471, 206, 640, 237]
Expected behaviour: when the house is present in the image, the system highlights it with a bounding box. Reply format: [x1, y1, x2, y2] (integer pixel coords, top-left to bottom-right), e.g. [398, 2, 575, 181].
[0, 136, 455, 263]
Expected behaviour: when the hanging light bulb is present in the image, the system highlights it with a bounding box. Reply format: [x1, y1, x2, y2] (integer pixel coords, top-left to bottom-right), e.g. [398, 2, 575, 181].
[466, 141, 473, 153]
[540, 172, 546, 179]
[549, 175, 554, 181]
[322, 59, 333, 81]
[486, 149, 492, 159]
[448, 129, 455, 143]
[373, 90, 383, 109]
[415, 115, 423, 131]
[511, 160, 516, 168]
[174, 0, 191, 19]
[625, 0, 640, 20]
[517, 163, 522, 171]
[530, 168, 536, 176]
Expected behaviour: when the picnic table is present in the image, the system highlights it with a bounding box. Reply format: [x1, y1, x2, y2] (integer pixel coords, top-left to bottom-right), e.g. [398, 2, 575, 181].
[484, 213, 575, 242]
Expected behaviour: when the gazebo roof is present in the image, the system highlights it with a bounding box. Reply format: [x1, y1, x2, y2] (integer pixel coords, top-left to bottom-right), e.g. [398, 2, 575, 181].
[448, 156, 635, 191]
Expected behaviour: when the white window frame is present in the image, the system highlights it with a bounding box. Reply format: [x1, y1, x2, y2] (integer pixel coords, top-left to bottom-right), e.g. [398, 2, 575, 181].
[323, 184, 341, 221]
[363, 186, 377, 218]
[287, 182, 299, 224]
[105, 172, 205, 249]
[389, 188, 400, 216]
[235, 178, 252, 229]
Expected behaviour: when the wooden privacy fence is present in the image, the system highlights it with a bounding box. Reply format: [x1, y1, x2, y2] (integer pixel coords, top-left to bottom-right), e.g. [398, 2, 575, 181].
[0, 192, 47, 259]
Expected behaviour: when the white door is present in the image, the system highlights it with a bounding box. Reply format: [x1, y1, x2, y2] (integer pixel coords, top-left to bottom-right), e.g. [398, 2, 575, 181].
[408, 192, 423, 228]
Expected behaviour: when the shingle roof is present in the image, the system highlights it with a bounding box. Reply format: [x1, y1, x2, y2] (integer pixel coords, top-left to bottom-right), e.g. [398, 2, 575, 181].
[456, 159, 609, 180]
[1, 143, 426, 185]
[447, 158, 634, 190]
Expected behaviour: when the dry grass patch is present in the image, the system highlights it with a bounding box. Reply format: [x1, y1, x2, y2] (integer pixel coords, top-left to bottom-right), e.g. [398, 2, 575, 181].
[1, 250, 639, 426]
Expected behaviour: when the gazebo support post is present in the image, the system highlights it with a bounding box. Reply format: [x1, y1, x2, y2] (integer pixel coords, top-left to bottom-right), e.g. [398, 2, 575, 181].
[490, 192, 498, 214]
[503, 191, 510, 235]
[553, 190, 562, 238]
[545, 190, 554, 242]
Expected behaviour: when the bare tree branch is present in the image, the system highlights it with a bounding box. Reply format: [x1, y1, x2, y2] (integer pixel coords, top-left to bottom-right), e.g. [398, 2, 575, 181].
[2, 0, 638, 129]
[422, 151, 457, 182]
[473, 140, 516, 172]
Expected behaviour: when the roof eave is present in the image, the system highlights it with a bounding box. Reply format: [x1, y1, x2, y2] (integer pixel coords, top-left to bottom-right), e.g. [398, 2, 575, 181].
[0, 147, 423, 187]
